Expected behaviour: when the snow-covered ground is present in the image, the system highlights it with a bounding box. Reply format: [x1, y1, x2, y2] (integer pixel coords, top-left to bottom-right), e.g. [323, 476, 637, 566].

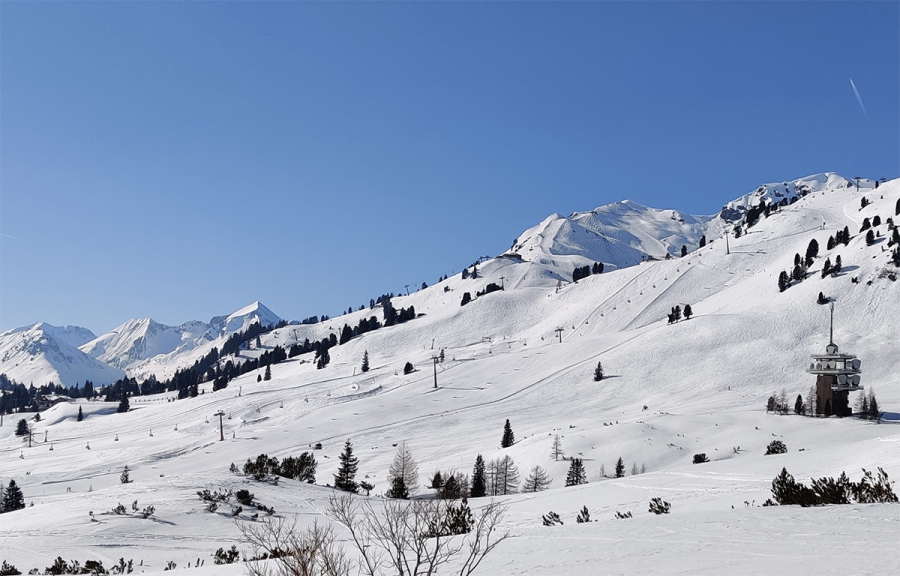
[1, 174, 898, 574]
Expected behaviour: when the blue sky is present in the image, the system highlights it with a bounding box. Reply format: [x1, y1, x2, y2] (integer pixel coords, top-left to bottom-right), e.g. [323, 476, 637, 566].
[1, 1, 897, 334]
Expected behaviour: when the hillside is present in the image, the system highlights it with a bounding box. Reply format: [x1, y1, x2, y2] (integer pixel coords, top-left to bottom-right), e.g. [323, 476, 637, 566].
[0, 174, 898, 574]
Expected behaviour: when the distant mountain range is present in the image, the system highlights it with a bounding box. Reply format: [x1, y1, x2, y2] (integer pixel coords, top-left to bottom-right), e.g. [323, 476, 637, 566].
[0, 301, 282, 387]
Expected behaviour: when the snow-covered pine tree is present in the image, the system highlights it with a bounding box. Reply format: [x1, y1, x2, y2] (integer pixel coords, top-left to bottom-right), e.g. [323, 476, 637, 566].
[263, 364, 271, 381]
[0, 480, 24, 513]
[501, 419, 515, 448]
[120, 466, 132, 484]
[523, 465, 552, 492]
[615, 457, 625, 478]
[593, 362, 604, 382]
[494, 455, 519, 495]
[361, 351, 369, 373]
[333, 439, 359, 493]
[387, 441, 419, 495]
[385, 476, 409, 499]
[565, 458, 587, 486]
[551, 434, 565, 461]
[867, 389, 880, 421]
[470, 454, 486, 498]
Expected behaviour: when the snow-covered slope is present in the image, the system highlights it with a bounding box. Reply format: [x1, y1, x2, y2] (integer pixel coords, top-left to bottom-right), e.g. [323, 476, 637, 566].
[0, 323, 124, 386]
[0, 174, 898, 574]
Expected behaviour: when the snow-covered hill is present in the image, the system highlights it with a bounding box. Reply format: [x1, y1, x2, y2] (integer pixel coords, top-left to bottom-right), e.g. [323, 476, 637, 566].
[0, 323, 124, 386]
[0, 173, 898, 574]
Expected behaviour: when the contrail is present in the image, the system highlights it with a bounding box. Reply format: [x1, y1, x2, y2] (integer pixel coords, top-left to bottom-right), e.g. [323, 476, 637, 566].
[849, 78, 868, 120]
[0, 233, 17, 240]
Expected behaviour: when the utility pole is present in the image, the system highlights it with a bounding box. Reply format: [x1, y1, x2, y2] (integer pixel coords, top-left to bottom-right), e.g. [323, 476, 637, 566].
[725, 231, 730, 255]
[499, 276, 506, 290]
[554, 327, 564, 344]
[431, 356, 439, 389]
[215, 410, 225, 441]
[404, 284, 410, 296]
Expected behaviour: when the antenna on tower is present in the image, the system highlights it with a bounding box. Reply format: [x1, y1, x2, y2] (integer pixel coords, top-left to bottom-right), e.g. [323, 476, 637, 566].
[829, 302, 834, 346]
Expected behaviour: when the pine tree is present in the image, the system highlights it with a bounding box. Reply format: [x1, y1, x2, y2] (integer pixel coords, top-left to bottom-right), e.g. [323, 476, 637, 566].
[794, 394, 805, 415]
[842, 226, 851, 246]
[333, 439, 359, 493]
[361, 351, 369, 373]
[778, 270, 789, 292]
[681, 245, 687, 257]
[0, 480, 25, 513]
[14, 419, 29, 437]
[117, 396, 129, 413]
[867, 389, 880, 421]
[551, 435, 565, 461]
[523, 465, 552, 492]
[470, 454, 486, 498]
[866, 230, 875, 245]
[387, 441, 419, 496]
[593, 362, 604, 382]
[495, 455, 519, 495]
[501, 419, 515, 448]
[77, 406, 83, 422]
[683, 304, 692, 319]
[316, 349, 330, 369]
[120, 466, 132, 484]
[631, 462, 639, 475]
[263, 364, 272, 381]
[385, 476, 409, 499]
[615, 457, 625, 478]
[855, 392, 869, 418]
[807, 385, 817, 417]
[805, 238, 819, 265]
[699, 235, 706, 248]
[832, 255, 842, 275]
[565, 458, 587, 486]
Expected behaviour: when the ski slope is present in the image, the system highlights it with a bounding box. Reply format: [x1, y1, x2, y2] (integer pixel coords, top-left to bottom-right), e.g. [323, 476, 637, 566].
[1, 175, 898, 575]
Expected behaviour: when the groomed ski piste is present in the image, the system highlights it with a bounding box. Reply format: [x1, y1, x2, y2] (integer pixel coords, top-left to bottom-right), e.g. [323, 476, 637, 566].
[1, 175, 898, 575]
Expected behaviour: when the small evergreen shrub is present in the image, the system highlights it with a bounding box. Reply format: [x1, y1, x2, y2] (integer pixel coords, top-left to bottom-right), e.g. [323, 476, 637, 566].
[542, 511, 563, 526]
[575, 506, 591, 523]
[692, 453, 709, 464]
[765, 440, 787, 455]
[649, 497, 671, 515]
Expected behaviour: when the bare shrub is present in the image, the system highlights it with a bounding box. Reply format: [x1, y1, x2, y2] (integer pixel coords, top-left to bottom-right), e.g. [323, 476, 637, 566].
[239, 516, 352, 576]
[327, 493, 509, 576]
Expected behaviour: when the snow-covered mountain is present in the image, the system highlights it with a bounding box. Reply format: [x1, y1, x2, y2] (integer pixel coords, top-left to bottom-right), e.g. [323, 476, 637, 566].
[79, 300, 283, 382]
[507, 173, 860, 286]
[509, 201, 713, 279]
[0, 174, 875, 388]
[1, 302, 283, 387]
[0, 323, 124, 386]
[0, 173, 897, 574]
[79, 318, 216, 370]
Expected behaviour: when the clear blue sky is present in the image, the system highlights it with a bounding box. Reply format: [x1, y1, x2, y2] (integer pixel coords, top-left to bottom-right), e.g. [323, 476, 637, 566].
[1, 1, 897, 334]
